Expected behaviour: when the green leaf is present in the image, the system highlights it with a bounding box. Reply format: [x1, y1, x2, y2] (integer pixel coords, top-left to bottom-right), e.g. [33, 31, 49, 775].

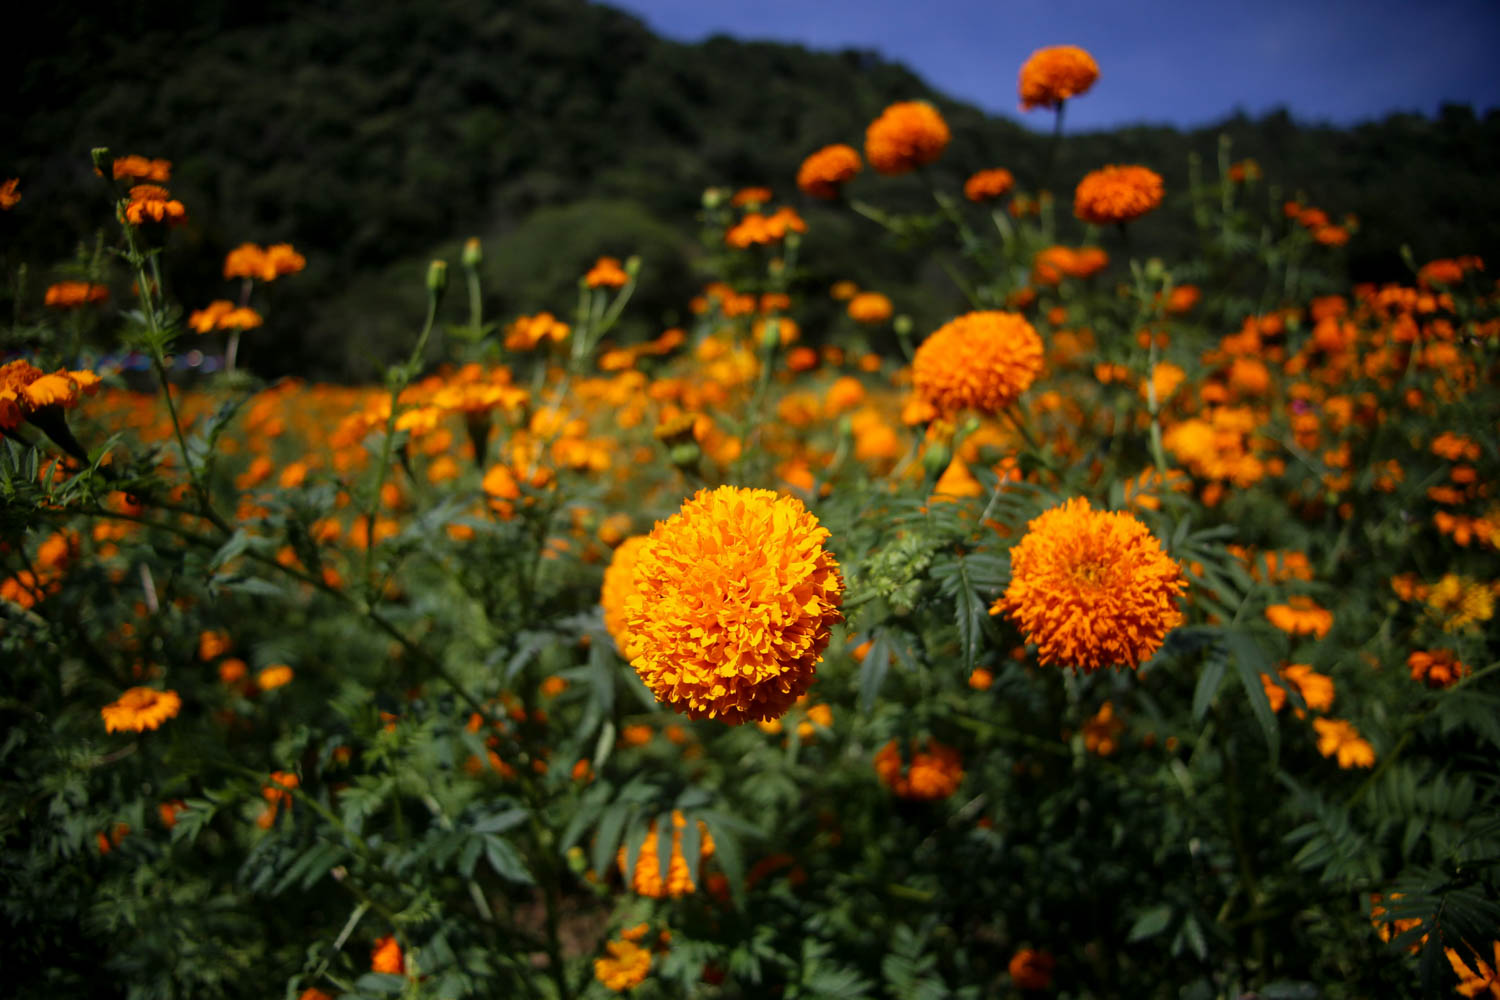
[1222, 627, 1280, 763]
[472, 808, 527, 835]
[1128, 905, 1173, 942]
[1192, 647, 1227, 720]
[858, 633, 891, 714]
[591, 801, 630, 879]
[483, 834, 534, 885]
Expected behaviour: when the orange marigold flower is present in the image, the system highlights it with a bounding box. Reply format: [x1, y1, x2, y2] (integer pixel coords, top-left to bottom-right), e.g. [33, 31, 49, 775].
[1265, 596, 1333, 639]
[992, 497, 1186, 671]
[602, 535, 650, 657]
[964, 168, 1015, 202]
[796, 144, 862, 199]
[847, 291, 893, 324]
[0, 359, 100, 432]
[1261, 664, 1334, 714]
[874, 739, 964, 800]
[1407, 649, 1470, 689]
[112, 155, 172, 183]
[1009, 947, 1057, 990]
[199, 629, 231, 661]
[585, 256, 629, 289]
[504, 311, 570, 351]
[1426, 573, 1494, 632]
[1018, 45, 1099, 111]
[911, 311, 1044, 416]
[371, 935, 404, 975]
[257, 664, 294, 691]
[865, 101, 950, 176]
[44, 281, 109, 308]
[123, 184, 187, 225]
[257, 770, 300, 828]
[1313, 717, 1375, 769]
[594, 937, 652, 991]
[1075, 165, 1163, 225]
[730, 186, 773, 207]
[1446, 941, 1500, 998]
[101, 686, 182, 733]
[623, 486, 844, 724]
[0, 177, 19, 209]
[1082, 701, 1124, 755]
[617, 810, 715, 897]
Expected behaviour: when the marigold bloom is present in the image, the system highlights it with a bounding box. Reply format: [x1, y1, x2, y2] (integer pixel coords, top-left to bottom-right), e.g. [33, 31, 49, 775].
[847, 291, 893, 324]
[725, 207, 807, 248]
[993, 498, 1186, 671]
[1426, 574, 1494, 632]
[595, 937, 651, 991]
[257, 664, 294, 691]
[0, 178, 19, 209]
[1074, 165, 1164, 225]
[371, 935, 404, 974]
[101, 687, 182, 733]
[1261, 664, 1334, 715]
[874, 739, 964, 800]
[623, 486, 844, 724]
[911, 311, 1044, 416]
[123, 184, 186, 225]
[865, 101, 950, 175]
[964, 168, 1015, 202]
[1265, 596, 1333, 639]
[1312, 717, 1375, 769]
[258, 771, 299, 828]
[1009, 948, 1057, 990]
[112, 155, 172, 182]
[0, 359, 101, 432]
[44, 281, 109, 308]
[1446, 941, 1500, 998]
[617, 810, 715, 897]
[1019, 45, 1099, 110]
[730, 186, 773, 207]
[601, 535, 650, 657]
[796, 144, 862, 199]
[504, 312, 570, 351]
[585, 256, 629, 289]
[1407, 649, 1470, 689]
[1082, 701, 1124, 755]
[199, 629, 231, 661]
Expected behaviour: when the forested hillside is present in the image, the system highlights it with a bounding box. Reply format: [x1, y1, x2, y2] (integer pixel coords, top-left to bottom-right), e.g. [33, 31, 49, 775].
[6, 0, 1496, 377]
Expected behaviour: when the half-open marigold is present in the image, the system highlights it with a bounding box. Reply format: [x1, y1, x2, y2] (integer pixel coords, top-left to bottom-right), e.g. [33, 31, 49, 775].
[993, 498, 1186, 671]
[797, 143, 862, 198]
[874, 739, 964, 800]
[964, 168, 1015, 202]
[1018, 45, 1099, 111]
[912, 311, 1044, 416]
[595, 937, 651, 991]
[865, 101, 950, 175]
[101, 687, 182, 733]
[1074, 165, 1164, 225]
[623, 486, 844, 724]
[617, 810, 715, 897]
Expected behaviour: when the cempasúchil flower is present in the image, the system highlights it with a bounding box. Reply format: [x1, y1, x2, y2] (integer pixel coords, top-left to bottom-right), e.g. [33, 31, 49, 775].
[911, 311, 1044, 417]
[623, 486, 844, 724]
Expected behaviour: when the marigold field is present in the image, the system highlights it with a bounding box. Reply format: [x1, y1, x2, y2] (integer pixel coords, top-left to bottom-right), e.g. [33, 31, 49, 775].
[4, 47, 1500, 1000]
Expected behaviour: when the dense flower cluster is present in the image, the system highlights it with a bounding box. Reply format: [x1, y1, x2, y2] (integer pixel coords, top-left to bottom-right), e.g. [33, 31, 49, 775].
[594, 937, 651, 991]
[994, 498, 1186, 671]
[1074, 165, 1164, 225]
[864, 101, 950, 175]
[874, 739, 964, 800]
[1018, 45, 1099, 110]
[911, 311, 1044, 416]
[796, 144, 862, 199]
[622, 486, 844, 724]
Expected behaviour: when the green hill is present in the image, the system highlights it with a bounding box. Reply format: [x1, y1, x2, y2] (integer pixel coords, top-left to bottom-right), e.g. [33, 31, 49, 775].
[5, 0, 1497, 377]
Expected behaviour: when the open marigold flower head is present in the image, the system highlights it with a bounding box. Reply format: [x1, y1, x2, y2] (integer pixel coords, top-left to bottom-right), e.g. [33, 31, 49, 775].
[112, 155, 172, 183]
[601, 534, 650, 657]
[1407, 649, 1470, 689]
[101, 686, 182, 733]
[44, 281, 109, 308]
[912, 311, 1044, 417]
[257, 664, 294, 691]
[1313, 717, 1375, 769]
[797, 143, 862, 198]
[847, 291, 893, 324]
[123, 184, 187, 225]
[1009, 948, 1057, 990]
[1265, 596, 1333, 639]
[1074, 165, 1164, 225]
[0, 178, 19, 210]
[617, 810, 715, 897]
[371, 935, 404, 975]
[964, 167, 1015, 202]
[585, 256, 629, 289]
[1426, 574, 1494, 632]
[1019, 45, 1099, 110]
[623, 486, 844, 724]
[865, 101, 950, 176]
[595, 937, 652, 991]
[993, 498, 1186, 671]
[874, 739, 964, 800]
[0, 359, 101, 431]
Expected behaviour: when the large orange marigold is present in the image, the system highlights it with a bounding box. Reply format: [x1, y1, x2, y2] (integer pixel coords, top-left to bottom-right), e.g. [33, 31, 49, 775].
[1019, 45, 1100, 111]
[623, 486, 844, 724]
[911, 311, 1044, 416]
[1074, 165, 1164, 225]
[797, 143, 862, 199]
[865, 101, 950, 176]
[601, 534, 650, 657]
[993, 498, 1186, 671]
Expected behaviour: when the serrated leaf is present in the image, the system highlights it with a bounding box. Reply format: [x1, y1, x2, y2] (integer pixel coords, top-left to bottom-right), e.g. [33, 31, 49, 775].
[483, 834, 534, 884]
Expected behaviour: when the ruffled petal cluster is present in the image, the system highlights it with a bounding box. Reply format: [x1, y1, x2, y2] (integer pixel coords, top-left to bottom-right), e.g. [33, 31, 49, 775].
[993, 497, 1186, 671]
[1074, 165, 1164, 225]
[797, 144, 862, 198]
[101, 686, 182, 733]
[623, 486, 844, 724]
[1019, 46, 1100, 111]
[911, 311, 1044, 416]
[864, 101, 950, 176]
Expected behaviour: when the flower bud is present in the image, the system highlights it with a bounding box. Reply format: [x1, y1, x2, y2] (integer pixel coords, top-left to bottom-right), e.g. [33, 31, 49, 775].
[668, 442, 702, 470]
[426, 260, 448, 297]
[893, 315, 914, 337]
[922, 440, 952, 479]
[462, 237, 483, 268]
[91, 147, 112, 175]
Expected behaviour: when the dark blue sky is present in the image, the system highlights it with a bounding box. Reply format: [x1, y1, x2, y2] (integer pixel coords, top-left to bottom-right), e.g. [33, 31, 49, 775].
[599, 0, 1500, 130]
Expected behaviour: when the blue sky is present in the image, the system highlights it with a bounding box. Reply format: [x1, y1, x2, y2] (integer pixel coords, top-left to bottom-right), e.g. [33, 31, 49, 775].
[599, 0, 1500, 130]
